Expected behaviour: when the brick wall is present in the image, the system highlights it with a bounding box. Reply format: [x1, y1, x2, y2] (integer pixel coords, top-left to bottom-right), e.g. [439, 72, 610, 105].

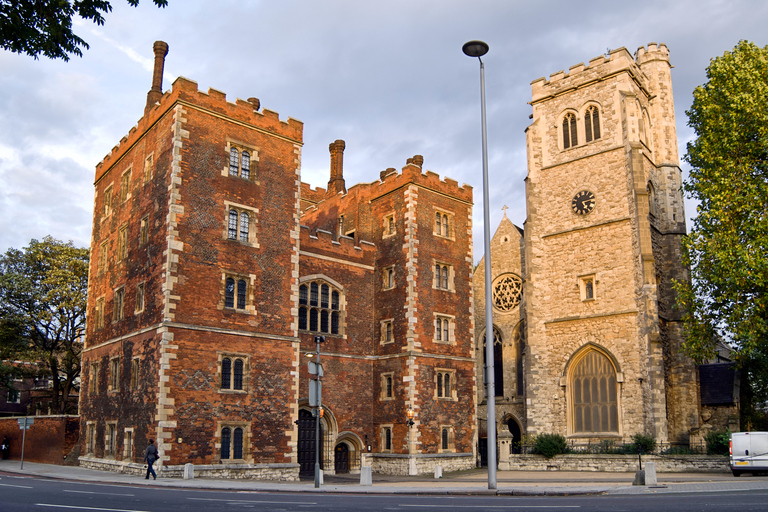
[0, 416, 79, 464]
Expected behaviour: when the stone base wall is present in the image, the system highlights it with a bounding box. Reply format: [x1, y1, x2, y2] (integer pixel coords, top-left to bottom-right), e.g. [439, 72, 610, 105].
[362, 452, 474, 475]
[78, 456, 299, 481]
[503, 454, 729, 472]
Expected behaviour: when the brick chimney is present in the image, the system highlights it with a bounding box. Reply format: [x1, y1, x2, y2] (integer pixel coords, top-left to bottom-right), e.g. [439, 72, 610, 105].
[145, 41, 169, 114]
[327, 139, 346, 195]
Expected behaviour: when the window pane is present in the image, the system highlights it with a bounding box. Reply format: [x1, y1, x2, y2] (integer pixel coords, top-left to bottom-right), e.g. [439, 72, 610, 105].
[310, 283, 318, 306]
[309, 308, 318, 331]
[221, 428, 231, 459]
[239, 212, 249, 242]
[299, 285, 308, 305]
[233, 428, 243, 459]
[435, 264, 441, 287]
[233, 359, 243, 390]
[386, 376, 392, 397]
[299, 307, 307, 330]
[437, 373, 443, 397]
[443, 215, 448, 236]
[585, 108, 593, 142]
[237, 279, 247, 309]
[435, 318, 441, 341]
[443, 321, 449, 342]
[320, 284, 329, 308]
[331, 311, 339, 334]
[229, 148, 239, 176]
[225, 278, 235, 308]
[435, 213, 441, 233]
[228, 210, 238, 239]
[320, 310, 329, 333]
[442, 267, 448, 289]
[444, 373, 451, 396]
[241, 151, 250, 180]
[221, 358, 231, 389]
[385, 428, 391, 450]
[331, 290, 339, 310]
[570, 114, 578, 147]
[442, 429, 448, 450]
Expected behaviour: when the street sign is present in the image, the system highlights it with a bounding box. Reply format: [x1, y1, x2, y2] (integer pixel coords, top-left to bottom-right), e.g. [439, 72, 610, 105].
[309, 379, 322, 407]
[308, 361, 324, 377]
[17, 418, 33, 430]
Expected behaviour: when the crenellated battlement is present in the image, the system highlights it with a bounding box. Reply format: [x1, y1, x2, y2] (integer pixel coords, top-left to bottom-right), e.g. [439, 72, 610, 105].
[299, 224, 376, 264]
[531, 45, 661, 104]
[371, 160, 473, 202]
[95, 76, 303, 181]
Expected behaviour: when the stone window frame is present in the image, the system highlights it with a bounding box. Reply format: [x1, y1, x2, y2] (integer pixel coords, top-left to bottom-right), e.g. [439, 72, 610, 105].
[223, 139, 260, 182]
[117, 223, 129, 262]
[135, 281, 145, 314]
[88, 362, 100, 395]
[435, 368, 457, 401]
[583, 103, 602, 144]
[108, 356, 120, 393]
[130, 357, 140, 391]
[223, 201, 259, 248]
[380, 424, 394, 453]
[439, 425, 455, 453]
[95, 296, 106, 330]
[113, 285, 126, 322]
[383, 212, 396, 238]
[563, 344, 623, 437]
[218, 271, 256, 314]
[433, 208, 455, 240]
[380, 372, 394, 401]
[123, 427, 134, 461]
[143, 153, 154, 184]
[561, 110, 578, 150]
[104, 421, 117, 458]
[98, 240, 108, 275]
[119, 167, 132, 203]
[298, 275, 345, 338]
[578, 274, 597, 302]
[139, 215, 149, 246]
[382, 265, 395, 290]
[433, 260, 455, 292]
[380, 318, 394, 345]
[102, 185, 114, 218]
[86, 422, 97, 454]
[7, 388, 20, 404]
[216, 421, 251, 463]
[217, 352, 250, 394]
[433, 313, 456, 346]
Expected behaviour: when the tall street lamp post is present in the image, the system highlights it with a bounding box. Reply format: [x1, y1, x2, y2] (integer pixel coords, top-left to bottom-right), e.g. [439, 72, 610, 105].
[462, 39, 497, 491]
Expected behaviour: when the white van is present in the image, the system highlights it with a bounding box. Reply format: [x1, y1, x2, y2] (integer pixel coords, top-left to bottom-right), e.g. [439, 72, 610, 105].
[730, 432, 768, 476]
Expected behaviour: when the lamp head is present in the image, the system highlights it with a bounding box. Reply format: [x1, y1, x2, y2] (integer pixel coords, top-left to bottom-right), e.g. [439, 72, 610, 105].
[462, 40, 489, 58]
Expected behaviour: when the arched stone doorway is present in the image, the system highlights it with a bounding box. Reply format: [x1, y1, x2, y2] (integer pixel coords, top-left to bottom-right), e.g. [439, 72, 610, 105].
[334, 442, 349, 474]
[297, 409, 323, 476]
[506, 417, 522, 453]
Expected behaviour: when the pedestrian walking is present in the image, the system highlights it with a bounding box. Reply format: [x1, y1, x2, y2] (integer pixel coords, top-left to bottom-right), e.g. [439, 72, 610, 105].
[143, 439, 158, 480]
[1, 436, 9, 460]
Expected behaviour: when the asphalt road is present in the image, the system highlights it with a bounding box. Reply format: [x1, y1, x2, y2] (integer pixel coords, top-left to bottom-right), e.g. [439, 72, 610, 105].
[3, 473, 768, 512]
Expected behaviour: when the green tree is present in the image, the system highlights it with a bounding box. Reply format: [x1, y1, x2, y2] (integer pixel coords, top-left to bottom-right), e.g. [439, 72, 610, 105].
[677, 40, 768, 363]
[0, 237, 89, 413]
[0, 0, 168, 61]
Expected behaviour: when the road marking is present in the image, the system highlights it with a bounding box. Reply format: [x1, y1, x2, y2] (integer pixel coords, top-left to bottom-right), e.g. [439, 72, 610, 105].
[0, 482, 34, 489]
[63, 490, 135, 497]
[188, 497, 318, 505]
[35, 505, 149, 512]
[399, 506, 580, 509]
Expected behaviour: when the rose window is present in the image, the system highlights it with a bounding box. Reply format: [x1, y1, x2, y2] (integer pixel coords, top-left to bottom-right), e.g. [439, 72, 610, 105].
[492, 273, 522, 312]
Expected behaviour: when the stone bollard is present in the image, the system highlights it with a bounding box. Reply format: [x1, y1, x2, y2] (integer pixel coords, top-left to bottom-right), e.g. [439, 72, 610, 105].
[360, 466, 372, 486]
[644, 462, 657, 486]
[434, 465, 443, 479]
[183, 463, 194, 480]
[319, 469, 324, 485]
[632, 470, 645, 486]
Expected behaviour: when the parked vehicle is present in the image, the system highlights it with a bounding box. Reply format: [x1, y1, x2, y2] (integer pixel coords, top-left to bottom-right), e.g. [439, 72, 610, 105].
[730, 432, 768, 476]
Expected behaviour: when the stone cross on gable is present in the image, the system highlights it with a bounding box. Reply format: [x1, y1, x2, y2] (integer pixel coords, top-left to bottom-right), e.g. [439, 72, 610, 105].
[501, 205, 509, 217]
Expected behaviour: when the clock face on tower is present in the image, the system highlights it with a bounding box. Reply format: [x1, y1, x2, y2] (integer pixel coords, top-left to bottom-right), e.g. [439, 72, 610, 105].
[571, 190, 596, 215]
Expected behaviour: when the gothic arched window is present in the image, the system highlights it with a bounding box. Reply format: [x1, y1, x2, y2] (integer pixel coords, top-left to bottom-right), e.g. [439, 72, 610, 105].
[299, 278, 343, 335]
[584, 105, 601, 143]
[483, 327, 504, 397]
[570, 349, 619, 434]
[563, 112, 578, 149]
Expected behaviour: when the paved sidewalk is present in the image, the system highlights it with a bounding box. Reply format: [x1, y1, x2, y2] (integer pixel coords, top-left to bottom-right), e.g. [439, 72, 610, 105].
[2, 460, 767, 496]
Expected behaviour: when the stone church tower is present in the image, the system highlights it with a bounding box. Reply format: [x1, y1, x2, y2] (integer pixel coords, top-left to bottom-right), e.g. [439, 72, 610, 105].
[521, 43, 698, 444]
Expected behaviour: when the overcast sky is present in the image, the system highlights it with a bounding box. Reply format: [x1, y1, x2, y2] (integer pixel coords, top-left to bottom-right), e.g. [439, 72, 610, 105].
[1, 0, 766, 261]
